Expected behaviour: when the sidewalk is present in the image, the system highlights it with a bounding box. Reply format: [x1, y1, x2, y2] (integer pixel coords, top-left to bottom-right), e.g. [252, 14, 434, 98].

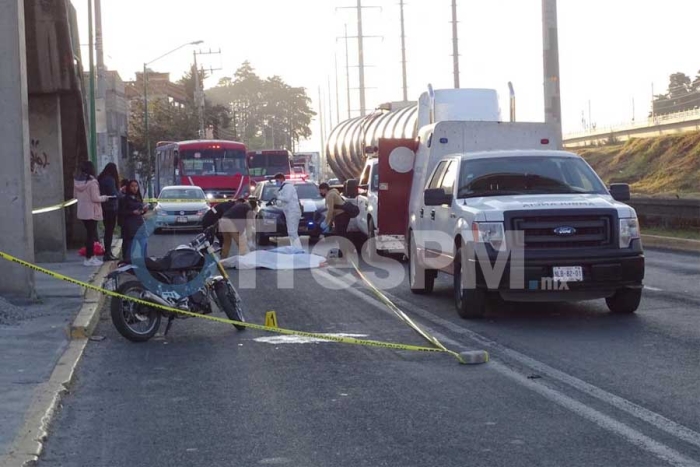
[0, 248, 114, 463]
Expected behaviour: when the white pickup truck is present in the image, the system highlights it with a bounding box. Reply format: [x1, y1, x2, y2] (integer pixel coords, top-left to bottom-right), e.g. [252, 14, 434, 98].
[408, 148, 644, 318]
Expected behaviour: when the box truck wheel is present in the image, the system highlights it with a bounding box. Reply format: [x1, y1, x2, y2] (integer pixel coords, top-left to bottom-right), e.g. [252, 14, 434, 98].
[606, 287, 642, 314]
[409, 231, 435, 294]
[453, 244, 487, 319]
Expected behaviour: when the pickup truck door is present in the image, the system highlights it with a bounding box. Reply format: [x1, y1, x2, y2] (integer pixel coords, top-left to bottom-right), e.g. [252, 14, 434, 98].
[418, 160, 449, 261]
[356, 163, 372, 236]
[431, 160, 459, 267]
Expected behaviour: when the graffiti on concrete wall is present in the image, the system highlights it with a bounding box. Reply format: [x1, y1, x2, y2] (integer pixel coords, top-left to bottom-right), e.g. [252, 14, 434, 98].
[30, 139, 50, 175]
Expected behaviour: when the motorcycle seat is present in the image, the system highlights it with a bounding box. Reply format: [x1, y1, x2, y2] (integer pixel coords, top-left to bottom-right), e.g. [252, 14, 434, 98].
[145, 256, 171, 272]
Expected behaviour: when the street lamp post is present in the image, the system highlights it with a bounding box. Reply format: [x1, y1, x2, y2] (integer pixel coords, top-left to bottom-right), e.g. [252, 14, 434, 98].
[142, 40, 203, 196]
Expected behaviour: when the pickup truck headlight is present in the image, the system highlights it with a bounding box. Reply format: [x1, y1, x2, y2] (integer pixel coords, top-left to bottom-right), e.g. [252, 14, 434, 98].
[471, 222, 507, 252]
[619, 217, 640, 248]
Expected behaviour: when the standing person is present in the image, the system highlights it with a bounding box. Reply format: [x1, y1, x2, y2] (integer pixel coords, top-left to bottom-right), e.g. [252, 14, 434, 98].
[117, 178, 130, 231]
[74, 161, 109, 266]
[119, 180, 148, 263]
[319, 182, 351, 236]
[97, 163, 120, 261]
[274, 173, 303, 250]
[219, 199, 253, 258]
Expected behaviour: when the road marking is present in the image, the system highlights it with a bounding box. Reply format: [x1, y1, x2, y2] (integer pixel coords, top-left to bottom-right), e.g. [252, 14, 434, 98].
[253, 333, 368, 345]
[319, 269, 700, 465]
[379, 289, 700, 453]
[645, 286, 663, 292]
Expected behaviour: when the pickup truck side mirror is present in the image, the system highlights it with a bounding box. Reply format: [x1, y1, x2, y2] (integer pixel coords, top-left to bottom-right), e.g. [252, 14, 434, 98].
[424, 188, 453, 206]
[345, 179, 359, 198]
[609, 183, 630, 202]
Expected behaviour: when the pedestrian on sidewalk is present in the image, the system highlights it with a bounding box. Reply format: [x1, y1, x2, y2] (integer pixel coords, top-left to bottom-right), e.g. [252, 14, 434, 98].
[74, 161, 110, 267]
[119, 180, 148, 263]
[219, 198, 254, 258]
[97, 163, 120, 261]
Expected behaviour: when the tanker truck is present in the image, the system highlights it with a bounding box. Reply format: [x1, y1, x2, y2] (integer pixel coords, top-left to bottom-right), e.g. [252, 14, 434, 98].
[326, 87, 505, 254]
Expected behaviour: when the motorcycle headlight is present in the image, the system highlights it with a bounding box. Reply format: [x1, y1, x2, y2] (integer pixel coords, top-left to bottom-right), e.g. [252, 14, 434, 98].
[471, 222, 507, 252]
[619, 217, 640, 248]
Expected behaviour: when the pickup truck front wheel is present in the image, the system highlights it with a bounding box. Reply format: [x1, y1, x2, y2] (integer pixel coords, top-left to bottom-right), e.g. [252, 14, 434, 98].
[409, 232, 435, 295]
[606, 287, 642, 314]
[453, 244, 487, 319]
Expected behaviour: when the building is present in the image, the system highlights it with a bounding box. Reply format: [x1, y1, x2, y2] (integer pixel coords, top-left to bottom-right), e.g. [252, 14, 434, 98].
[125, 72, 188, 108]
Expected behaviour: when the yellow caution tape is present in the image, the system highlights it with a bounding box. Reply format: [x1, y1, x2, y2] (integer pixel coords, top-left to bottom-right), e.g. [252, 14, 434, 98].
[0, 251, 457, 358]
[32, 198, 78, 215]
[349, 260, 476, 365]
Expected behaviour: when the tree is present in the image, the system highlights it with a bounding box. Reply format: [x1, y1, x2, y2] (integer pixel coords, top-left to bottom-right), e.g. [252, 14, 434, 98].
[205, 61, 316, 151]
[668, 72, 691, 98]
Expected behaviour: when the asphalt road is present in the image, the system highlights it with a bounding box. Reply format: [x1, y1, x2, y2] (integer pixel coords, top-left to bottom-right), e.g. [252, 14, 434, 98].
[39, 231, 700, 467]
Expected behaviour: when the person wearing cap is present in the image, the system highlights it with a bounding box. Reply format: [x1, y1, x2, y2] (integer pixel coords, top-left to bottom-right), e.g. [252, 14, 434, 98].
[274, 173, 303, 250]
[218, 198, 254, 258]
[318, 182, 351, 236]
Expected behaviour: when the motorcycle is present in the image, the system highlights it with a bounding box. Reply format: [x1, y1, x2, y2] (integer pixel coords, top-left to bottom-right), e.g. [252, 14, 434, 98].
[104, 226, 246, 342]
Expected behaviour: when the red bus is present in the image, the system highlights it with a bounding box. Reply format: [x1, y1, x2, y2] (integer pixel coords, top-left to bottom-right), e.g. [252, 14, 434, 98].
[155, 140, 251, 201]
[247, 149, 294, 184]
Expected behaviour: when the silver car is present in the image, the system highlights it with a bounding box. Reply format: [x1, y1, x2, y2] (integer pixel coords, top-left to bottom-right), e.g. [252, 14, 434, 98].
[153, 186, 209, 233]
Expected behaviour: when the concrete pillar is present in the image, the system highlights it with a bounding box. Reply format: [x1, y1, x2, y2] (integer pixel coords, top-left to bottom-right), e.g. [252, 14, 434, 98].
[0, 0, 35, 296]
[30, 95, 66, 262]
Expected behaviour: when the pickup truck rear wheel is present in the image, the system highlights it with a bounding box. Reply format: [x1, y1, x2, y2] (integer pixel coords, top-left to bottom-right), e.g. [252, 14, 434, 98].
[606, 287, 642, 314]
[454, 244, 487, 319]
[409, 232, 435, 295]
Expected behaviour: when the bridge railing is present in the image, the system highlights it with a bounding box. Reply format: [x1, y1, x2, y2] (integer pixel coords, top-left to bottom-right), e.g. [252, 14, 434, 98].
[564, 107, 700, 140]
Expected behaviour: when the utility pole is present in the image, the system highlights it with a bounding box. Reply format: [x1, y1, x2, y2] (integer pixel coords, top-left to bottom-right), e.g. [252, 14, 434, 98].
[334, 51, 341, 124]
[193, 51, 205, 138]
[318, 86, 326, 178]
[328, 75, 334, 128]
[356, 0, 367, 116]
[542, 0, 563, 145]
[87, 0, 97, 166]
[193, 48, 222, 139]
[95, 0, 107, 167]
[337, 4, 382, 117]
[399, 0, 408, 101]
[344, 24, 351, 119]
[451, 0, 460, 89]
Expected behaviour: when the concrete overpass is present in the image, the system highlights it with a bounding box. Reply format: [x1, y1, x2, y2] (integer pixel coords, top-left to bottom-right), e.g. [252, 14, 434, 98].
[0, 0, 89, 295]
[564, 108, 700, 147]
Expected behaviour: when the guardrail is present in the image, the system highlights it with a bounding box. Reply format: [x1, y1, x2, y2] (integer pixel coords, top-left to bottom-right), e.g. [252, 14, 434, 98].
[564, 108, 700, 140]
[628, 197, 700, 229]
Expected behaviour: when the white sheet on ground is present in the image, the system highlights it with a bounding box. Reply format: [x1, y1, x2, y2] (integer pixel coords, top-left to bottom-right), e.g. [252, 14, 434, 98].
[221, 248, 327, 270]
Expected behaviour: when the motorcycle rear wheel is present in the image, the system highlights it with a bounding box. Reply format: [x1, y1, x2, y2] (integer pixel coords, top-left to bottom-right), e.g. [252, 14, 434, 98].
[110, 281, 161, 342]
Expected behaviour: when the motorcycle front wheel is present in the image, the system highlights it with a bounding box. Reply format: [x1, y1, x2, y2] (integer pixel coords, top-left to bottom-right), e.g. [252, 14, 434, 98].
[213, 281, 246, 331]
[110, 280, 161, 342]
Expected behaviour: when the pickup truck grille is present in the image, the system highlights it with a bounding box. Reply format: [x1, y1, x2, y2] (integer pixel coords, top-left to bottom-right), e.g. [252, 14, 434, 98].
[511, 215, 612, 249]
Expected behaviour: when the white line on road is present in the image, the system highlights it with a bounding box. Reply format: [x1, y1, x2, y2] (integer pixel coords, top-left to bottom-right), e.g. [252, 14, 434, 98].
[317, 269, 700, 466]
[380, 288, 700, 453]
[645, 286, 664, 292]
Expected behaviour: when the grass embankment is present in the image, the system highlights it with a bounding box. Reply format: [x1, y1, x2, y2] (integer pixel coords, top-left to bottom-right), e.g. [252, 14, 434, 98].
[575, 132, 700, 197]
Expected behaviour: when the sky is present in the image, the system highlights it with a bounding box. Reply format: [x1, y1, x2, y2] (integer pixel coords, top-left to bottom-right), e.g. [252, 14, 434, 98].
[73, 0, 700, 151]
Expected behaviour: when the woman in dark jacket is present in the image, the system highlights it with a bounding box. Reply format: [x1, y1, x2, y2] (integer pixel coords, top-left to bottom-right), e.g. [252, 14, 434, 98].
[119, 180, 148, 263]
[97, 163, 120, 261]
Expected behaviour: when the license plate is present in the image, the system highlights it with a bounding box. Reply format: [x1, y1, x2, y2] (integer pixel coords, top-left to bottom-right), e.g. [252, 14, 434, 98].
[553, 266, 583, 282]
[176, 216, 188, 224]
